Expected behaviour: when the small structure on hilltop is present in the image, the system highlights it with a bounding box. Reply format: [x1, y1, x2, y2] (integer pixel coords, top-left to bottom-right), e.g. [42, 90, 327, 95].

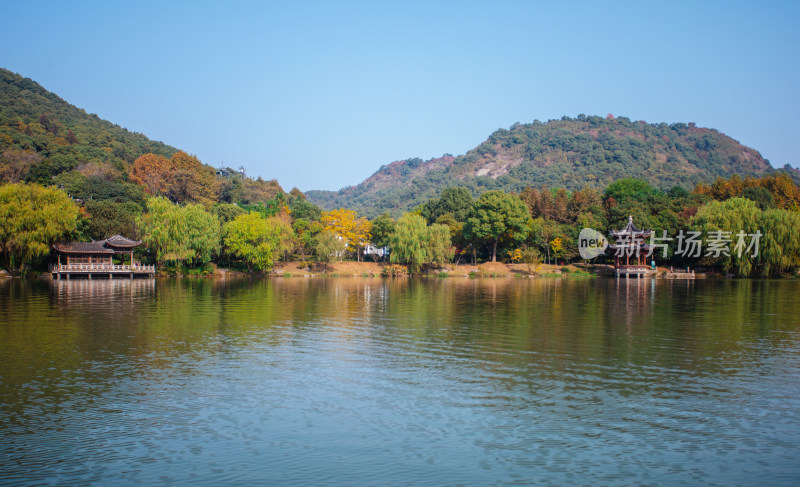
[608, 216, 655, 278]
[51, 235, 155, 280]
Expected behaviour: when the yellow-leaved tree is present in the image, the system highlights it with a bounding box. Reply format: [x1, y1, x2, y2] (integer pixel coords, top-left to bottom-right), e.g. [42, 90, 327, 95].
[321, 208, 371, 261]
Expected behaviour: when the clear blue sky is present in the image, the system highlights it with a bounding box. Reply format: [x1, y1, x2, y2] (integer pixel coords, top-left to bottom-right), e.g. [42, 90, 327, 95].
[2, 1, 798, 191]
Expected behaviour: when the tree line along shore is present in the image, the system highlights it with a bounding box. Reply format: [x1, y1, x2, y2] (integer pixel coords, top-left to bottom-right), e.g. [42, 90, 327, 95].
[2, 152, 800, 278]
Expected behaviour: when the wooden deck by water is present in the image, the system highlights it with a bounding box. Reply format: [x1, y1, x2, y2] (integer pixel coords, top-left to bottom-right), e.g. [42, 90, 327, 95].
[51, 263, 155, 280]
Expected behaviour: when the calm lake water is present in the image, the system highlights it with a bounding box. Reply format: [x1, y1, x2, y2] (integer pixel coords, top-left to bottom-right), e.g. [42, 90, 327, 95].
[1, 277, 799, 486]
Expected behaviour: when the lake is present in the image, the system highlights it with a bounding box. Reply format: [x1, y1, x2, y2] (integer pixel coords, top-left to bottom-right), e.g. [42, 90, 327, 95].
[1, 277, 799, 485]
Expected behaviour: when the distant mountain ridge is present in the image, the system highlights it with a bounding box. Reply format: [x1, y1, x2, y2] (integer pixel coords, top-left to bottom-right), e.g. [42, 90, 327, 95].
[307, 115, 794, 218]
[2, 67, 794, 219]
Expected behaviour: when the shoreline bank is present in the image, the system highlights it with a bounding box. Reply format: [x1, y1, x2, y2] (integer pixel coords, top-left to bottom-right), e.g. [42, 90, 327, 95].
[13, 261, 795, 280]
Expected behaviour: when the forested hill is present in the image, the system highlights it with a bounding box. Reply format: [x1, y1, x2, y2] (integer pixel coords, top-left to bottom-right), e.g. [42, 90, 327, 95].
[0, 68, 178, 182]
[307, 115, 784, 218]
[0, 68, 289, 213]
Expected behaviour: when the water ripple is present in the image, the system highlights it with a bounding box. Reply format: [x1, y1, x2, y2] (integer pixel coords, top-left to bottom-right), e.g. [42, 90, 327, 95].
[1, 278, 800, 485]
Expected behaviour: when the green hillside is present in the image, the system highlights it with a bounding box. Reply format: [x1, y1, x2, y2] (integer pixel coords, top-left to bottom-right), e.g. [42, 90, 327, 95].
[0, 68, 178, 184]
[307, 115, 783, 217]
[0, 68, 288, 209]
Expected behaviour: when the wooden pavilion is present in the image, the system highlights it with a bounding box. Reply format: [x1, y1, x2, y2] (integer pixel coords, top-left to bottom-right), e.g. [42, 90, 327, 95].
[608, 216, 655, 278]
[51, 235, 155, 280]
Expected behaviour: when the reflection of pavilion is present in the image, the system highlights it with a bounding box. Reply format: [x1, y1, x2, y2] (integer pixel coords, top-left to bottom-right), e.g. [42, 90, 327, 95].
[609, 216, 656, 279]
[52, 278, 156, 304]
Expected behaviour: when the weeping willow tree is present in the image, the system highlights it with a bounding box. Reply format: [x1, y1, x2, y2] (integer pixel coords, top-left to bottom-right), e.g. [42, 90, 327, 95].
[0, 182, 80, 275]
[426, 223, 455, 268]
[136, 197, 221, 268]
[692, 198, 761, 276]
[315, 230, 346, 264]
[759, 208, 800, 276]
[389, 213, 453, 273]
[183, 203, 222, 266]
[692, 197, 800, 276]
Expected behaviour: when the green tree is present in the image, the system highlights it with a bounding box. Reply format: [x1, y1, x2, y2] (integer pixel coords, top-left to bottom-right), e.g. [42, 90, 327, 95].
[604, 178, 660, 203]
[389, 213, 428, 272]
[369, 213, 396, 248]
[605, 189, 670, 231]
[291, 218, 323, 261]
[389, 213, 453, 272]
[137, 198, 177, 265]
[690, 195, 800, 276]
[183, 204, 221, 266]
[757, 208, 800, 276]
[691, 198, 762, 276]
[426, 223, 455, 267]
[434, 213, 465, 245]
[668, 185, 690, 199]
[136, 197, 220, 268]
[463, 190, 529, 262]
[420, 187, 474, 223]
[741, 186, 776, 210]
[83, 200, 142, 241]
[314, 230, 347, 264]
[223, 212, 292, 272]
[289, 197, 322, 222]
[212, 203, 246, 225]
[0, 182, 80, 274]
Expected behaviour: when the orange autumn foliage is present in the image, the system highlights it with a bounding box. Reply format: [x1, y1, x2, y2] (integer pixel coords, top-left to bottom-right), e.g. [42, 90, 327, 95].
[130, 153, 172, 196]
[694, 173, 800, 210]
[129, 151, 220, 206]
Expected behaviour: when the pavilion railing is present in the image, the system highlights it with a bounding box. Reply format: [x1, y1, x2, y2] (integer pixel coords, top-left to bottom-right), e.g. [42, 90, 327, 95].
[52, 263, 155, 272]
[614, 265, 653, 274]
